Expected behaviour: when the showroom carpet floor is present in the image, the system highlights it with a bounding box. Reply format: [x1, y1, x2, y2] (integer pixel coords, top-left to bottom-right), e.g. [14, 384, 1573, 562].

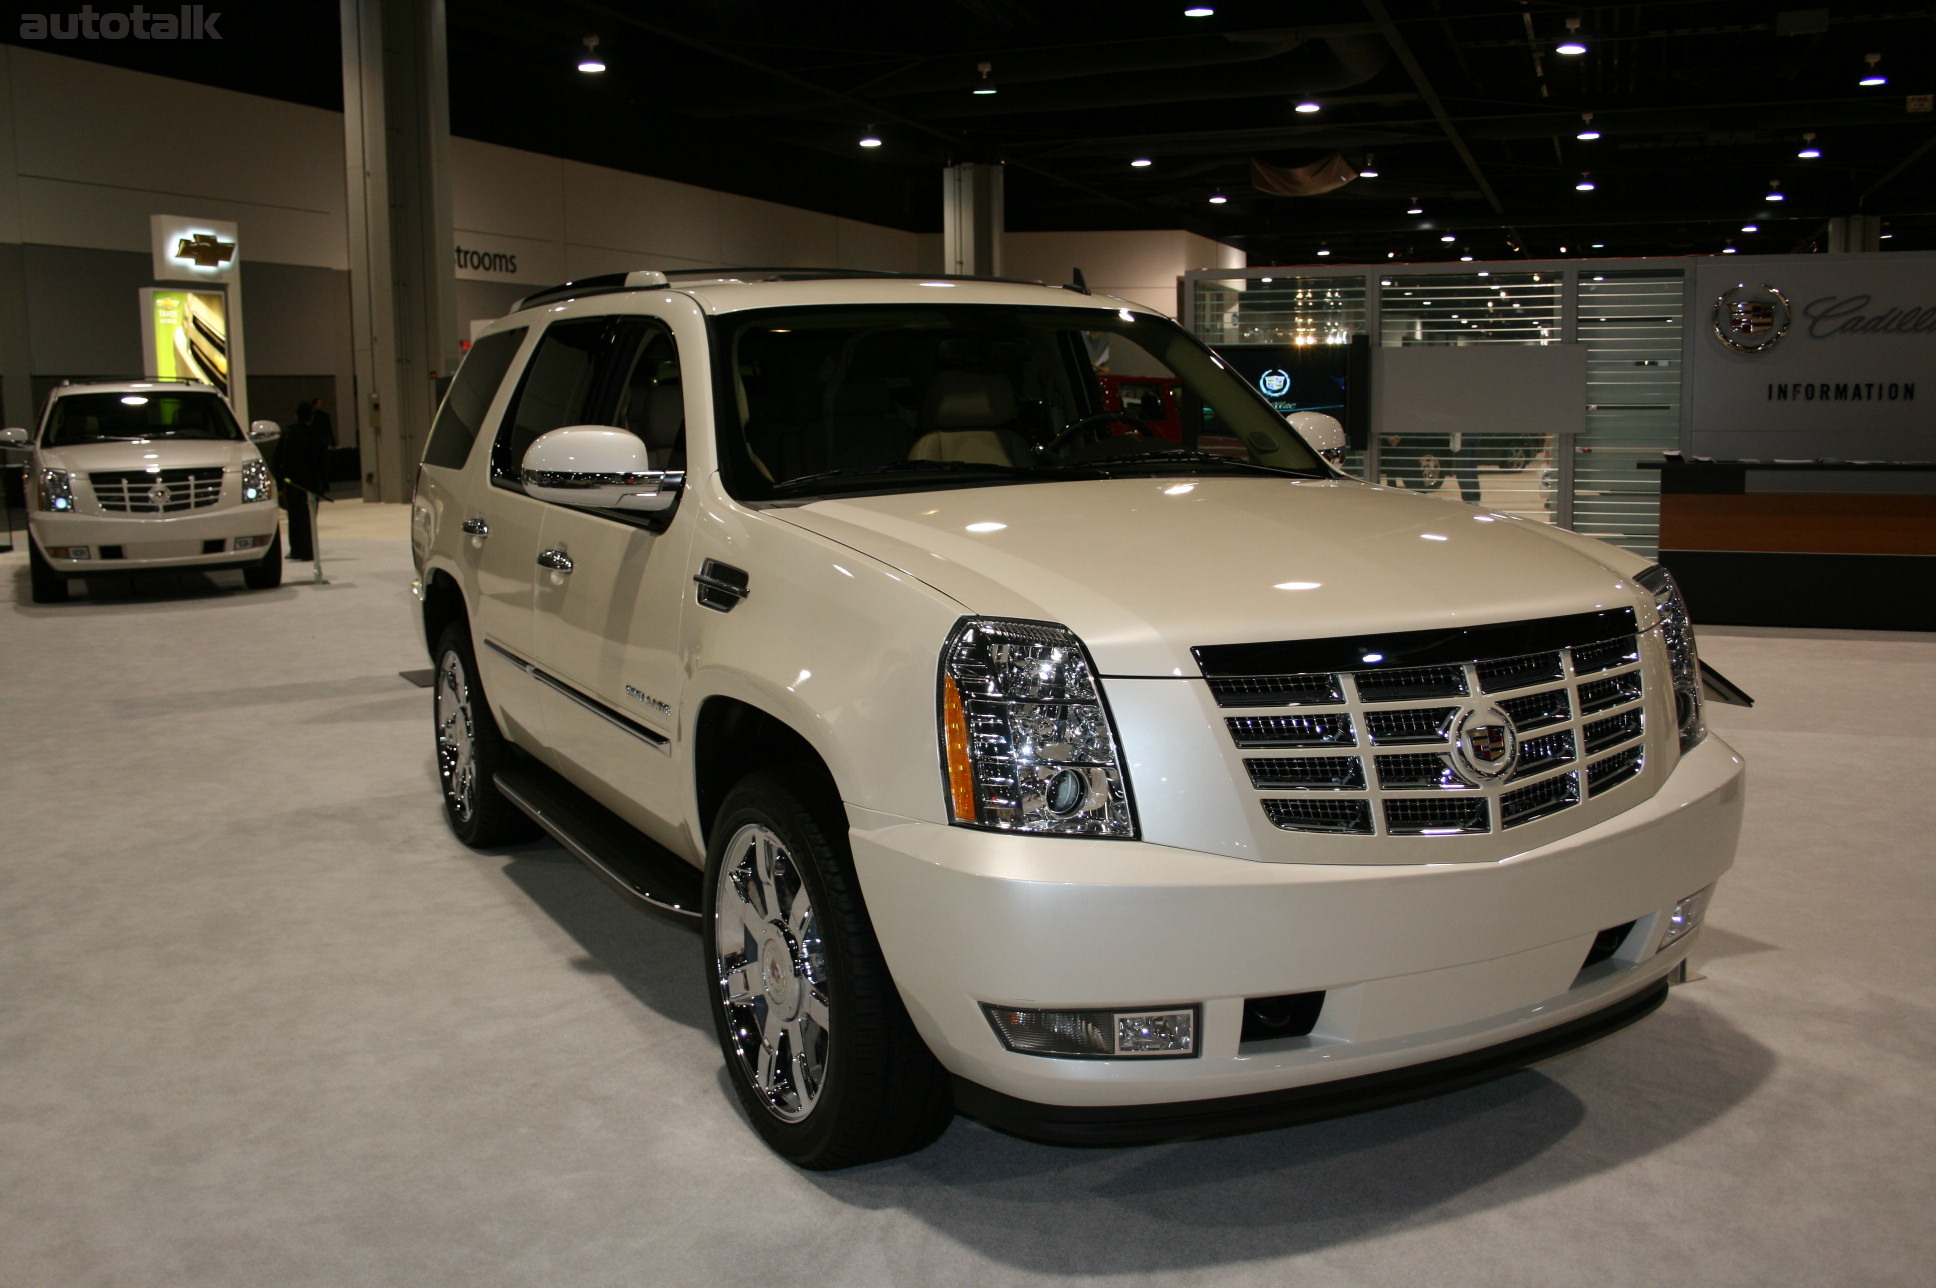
[3, 504, 1932, 1288]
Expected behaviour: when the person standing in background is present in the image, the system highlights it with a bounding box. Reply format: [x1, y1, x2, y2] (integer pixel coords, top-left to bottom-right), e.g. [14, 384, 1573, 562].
[275, 401, 329, 561]
[309, 397, 335, 449]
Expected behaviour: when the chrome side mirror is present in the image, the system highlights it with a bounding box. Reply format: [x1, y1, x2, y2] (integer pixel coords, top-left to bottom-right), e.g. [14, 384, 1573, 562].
[247, 420, 281, 441]
[1286, 411, 1349, 468]
[521, 425, 684, 513]
[0, 426, 28, 445]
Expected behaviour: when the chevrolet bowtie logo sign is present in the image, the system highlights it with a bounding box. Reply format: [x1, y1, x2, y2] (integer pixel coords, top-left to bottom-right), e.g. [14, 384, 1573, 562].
[175, 234, 235, 268]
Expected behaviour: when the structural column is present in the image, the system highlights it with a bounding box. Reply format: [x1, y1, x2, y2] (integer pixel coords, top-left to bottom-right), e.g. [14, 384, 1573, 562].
[341, 0, 459, 502]
[943, 163, 1004, 278]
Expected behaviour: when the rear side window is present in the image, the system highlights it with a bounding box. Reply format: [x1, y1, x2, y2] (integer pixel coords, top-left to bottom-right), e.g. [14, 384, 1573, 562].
[423, 327, 525, 469]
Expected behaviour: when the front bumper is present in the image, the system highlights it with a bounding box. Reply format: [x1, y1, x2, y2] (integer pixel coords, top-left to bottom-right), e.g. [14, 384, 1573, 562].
[848, 733, 1743, 1118]
[30, 503, 278, 574]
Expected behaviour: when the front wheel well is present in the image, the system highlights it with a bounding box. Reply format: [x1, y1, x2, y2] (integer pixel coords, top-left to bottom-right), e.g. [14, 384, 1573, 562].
[421, 570, 467, 660]
[693, 697, 839, 846]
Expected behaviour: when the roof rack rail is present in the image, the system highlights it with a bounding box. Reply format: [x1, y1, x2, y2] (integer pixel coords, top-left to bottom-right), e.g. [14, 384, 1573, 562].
[511, 266, 1076, 313]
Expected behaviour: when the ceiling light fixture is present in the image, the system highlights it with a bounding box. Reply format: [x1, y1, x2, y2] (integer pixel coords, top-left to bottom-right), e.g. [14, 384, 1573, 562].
[1556, 17, 1587, 55]
[1208, 194, 1227, 204]
[1440, 234, 1457, 243]
[1722, 245, 1738, 254]
[1130, 157, 1153, 167]
[1741, 224, 1759, 233]
[858, 129, 883, 148]
[577, 35, 605, 73]
[1576, 173, 1597, 191]
[1184, 6, 1216, 16]
[1317, 247, 1332, 256]
[1295, 99, 1322, 114]
[1359, 154, 1379, 178]
[1577, 112, 1600, 141]
[1408, 200, 1424, 214]
[1591, 242, 1606, 248]
[1859, 54, 1886, 87]
[973, 60, 997, 94]
[1797, 132, 1821, 159]
[1460, 255, 1474, 262]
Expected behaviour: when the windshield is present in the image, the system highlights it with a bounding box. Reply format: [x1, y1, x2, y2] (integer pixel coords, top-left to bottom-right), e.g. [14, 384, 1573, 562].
[711, 303, 1326, 501]
[43, 391, 242, 447]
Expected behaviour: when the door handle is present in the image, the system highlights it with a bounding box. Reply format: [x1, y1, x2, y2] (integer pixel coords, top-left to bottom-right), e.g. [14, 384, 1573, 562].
[461, 517, 490, 536]
[536, 548, 573, 573]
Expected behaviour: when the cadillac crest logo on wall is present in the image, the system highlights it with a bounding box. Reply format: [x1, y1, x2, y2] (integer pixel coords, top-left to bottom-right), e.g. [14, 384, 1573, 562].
[1713, 283, 1792, 353]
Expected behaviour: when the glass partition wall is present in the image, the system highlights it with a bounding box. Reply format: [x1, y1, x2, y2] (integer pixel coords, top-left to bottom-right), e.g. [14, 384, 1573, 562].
[1185, 264, 1688, 557]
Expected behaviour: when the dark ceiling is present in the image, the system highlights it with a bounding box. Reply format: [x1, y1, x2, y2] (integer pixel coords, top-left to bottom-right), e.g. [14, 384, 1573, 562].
[15, 1, 1936, 264]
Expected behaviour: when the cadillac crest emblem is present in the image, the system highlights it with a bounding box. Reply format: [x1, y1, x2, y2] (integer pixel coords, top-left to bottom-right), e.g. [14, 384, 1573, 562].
[1452, 705, 1520, 782]
[1713, 283, 1792, 353]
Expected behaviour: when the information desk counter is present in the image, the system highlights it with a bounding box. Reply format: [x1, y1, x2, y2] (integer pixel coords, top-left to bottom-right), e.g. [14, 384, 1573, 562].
[1647, 459, 1936, 632]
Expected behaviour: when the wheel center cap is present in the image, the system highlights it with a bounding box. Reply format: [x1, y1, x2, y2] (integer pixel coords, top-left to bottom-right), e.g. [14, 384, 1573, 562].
[759, 931, 802, 1016]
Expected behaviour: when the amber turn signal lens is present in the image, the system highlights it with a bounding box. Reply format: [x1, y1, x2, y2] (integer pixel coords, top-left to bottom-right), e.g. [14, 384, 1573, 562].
[942, 674, 977, 823]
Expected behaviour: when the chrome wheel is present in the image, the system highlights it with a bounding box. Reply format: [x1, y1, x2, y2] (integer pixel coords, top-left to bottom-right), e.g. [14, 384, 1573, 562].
[434, 647, 478, 823]
[713, 822, 831, 1123]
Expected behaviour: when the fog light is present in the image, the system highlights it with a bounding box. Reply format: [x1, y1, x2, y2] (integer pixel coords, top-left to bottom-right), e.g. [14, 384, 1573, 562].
[983, 1004, 1197, 1059]
[48, 546, 89, 559]
[1658, 884, 1714, 952]
[234, 535, 263, 550]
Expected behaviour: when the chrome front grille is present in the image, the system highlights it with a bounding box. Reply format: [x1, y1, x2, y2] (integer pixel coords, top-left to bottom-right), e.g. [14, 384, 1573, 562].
[1195, 610, 1648, 839]
[90, 468, 224, 513]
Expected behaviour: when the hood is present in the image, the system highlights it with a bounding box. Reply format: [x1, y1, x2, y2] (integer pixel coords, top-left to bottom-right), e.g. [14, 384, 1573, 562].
[772, 477, 1652, 676]
[38, 438, 259, 473]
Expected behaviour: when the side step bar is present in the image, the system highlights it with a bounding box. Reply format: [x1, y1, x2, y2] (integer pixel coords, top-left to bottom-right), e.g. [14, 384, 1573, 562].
[494, 762, 703, 931]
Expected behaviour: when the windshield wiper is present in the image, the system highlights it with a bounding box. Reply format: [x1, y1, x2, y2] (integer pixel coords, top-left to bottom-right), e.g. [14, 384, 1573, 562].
[770, 459, 1030, 493]
[1086, 448, 1328, 478]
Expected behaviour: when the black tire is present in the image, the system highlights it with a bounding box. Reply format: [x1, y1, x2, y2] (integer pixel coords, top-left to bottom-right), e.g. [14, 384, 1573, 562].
[704, 766, 953, 1169]
[432, 623, 538, 848]
[28, 537, 69, 603]
[242, 538, 282, 589]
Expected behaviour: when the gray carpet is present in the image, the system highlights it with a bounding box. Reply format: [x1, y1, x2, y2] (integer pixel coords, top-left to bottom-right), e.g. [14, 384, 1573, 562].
[3, 532, 1931, 1287]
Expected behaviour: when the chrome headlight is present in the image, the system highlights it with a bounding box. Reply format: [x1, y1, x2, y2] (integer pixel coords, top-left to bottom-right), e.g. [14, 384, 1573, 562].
[1637, 564, 1705, 753]
[939, 618, 1137, 837]
[240, 458, 275, 503]
[35, 468, 75, 512]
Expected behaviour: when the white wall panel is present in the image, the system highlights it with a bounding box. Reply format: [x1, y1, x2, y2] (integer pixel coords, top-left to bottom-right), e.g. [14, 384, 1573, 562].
[450, 138, 564, 244]
[5, 46, 345, 265]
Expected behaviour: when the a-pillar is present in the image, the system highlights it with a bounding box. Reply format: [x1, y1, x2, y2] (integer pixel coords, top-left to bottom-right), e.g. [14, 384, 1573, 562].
[341, 0, 460, 502]
[943, 163, 1005, 278]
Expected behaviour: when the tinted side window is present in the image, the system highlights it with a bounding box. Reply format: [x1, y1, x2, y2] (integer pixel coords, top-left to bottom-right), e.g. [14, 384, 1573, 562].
[423, 327, 525, 469]
[489, 318, 628, 486]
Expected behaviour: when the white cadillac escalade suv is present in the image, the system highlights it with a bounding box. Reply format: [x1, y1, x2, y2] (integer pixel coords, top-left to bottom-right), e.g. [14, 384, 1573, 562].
[410, 268, 1744, 1169]
[5, 380, 283, 602]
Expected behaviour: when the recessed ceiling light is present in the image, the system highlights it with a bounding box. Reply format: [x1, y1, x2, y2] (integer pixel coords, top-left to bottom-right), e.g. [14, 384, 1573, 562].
[859, 133, 883, 148]
[1576, 175, 1597, 191]
[1460, 256, 1474, 261]
[1591, 242, 1606, 248]
[972, 87, 997, 95]
[1407, 205, 1424, 215]
[1860, 54, 1886, 86]
[1722, 246, 1738, 254]
[1440, 234, 1456, 243]
[1130, 157, 1153, 167]
[1577, 111, 1599, 140]
[1741, 224, 1759, 233]
[1359, 167, 1379, 178]
[1767, 191, 1786, 202]
[1184, 6, 1215, 15]
[1798, 132, 1821, 159]
[577, 35, 605, 73]
[1208, 194, 1227, 204]
[1556, 16, 1587, 55]
[1316, 248, 1332, 256]
[1295, 100, 1322, 114]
